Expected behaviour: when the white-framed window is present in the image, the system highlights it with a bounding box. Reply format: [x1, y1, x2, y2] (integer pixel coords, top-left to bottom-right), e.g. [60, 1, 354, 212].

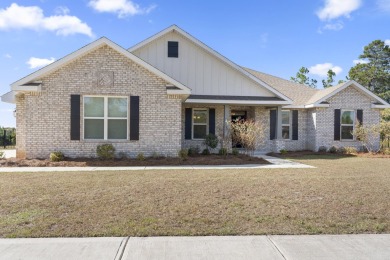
[341, 109, 355, 140]
[84, 96, 128, 140]
[192, 109, 208, 139]
[281, 110, 291, 139]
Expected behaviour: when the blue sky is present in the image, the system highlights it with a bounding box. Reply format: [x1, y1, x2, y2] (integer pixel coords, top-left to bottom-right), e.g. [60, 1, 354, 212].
[1, 0, 389, 127]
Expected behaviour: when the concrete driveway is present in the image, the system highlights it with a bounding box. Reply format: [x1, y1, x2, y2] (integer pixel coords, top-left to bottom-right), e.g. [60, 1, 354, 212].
[1, 235, 390, 260]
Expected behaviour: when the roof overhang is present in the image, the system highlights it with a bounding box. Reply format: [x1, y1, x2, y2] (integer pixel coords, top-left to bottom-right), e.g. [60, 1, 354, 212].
[372, 104, 390, 109]
[1, 91, 16, 104]
[128, 25, 292, 103]
[185, 95, 291, 105]
[10, 37, 191, 95]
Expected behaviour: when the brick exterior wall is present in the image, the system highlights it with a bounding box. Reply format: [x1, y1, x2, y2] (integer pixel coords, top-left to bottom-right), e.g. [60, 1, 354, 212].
[313, 86, 381, 151]
[16, 45, 182, 159]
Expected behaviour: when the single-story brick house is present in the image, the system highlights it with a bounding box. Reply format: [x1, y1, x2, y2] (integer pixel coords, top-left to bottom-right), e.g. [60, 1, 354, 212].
[2, 25, 390, 159]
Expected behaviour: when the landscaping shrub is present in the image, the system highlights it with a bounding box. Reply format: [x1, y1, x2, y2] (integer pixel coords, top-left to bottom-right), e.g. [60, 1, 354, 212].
[178, 149, 188, 160]
[328, 146, 337, 153]
[382, 148, 390, 155]
[188, 146, 200, 156]
[232, 148, 239, 156]
[318, 146, 327, 153]
[137, 153, 145, 161]
[337, 147, 346, 154]
[96, 144, 115, 160]
[204, 134, 219, 153]
[353, 122, 381, 153]
[50, 151, 64, 162]
[229, 119, 266, 156]
[218, 148, 228, 156]
[279, 149, 288, 155]
[201, 148, 210, 155]
[0, 151, 4, 159]
[344, 146, 357, 154]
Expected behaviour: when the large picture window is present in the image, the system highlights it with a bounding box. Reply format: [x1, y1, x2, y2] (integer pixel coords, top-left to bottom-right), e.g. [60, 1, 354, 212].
[84, 96, 128, 140]
[341, 110, 355, 140]
[192, 109, 208, 139]
[281, 110, 291, 139]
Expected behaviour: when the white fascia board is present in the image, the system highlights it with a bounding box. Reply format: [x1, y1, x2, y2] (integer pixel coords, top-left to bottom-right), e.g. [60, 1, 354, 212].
[11, 37, 191, 94]
[12, 84, 41, 92]
[129, 25, 291, 103]
[372, 104, 390, 109]
[314, 80, 390, 107]
[1, 91, 16, 104]
[304, 104, 330, 108]
[167, 89, 190, 95]
[282, 105, 305, 109]
[185, 99, 291, 105]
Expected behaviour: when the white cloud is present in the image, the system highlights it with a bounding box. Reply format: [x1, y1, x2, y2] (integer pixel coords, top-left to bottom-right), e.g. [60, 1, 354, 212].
[0, 3, 93, 37]
[323, 21, 344, 31]
[4, 53, 11, 59]
[385, 39, 390, 46]
[88, 0, 156, 18]
[353, 59, 369, 65]
[27, 57, 55, 69]
[377, 0, 390, 12]
[317, 0, 362, 20]
[309, 63, 343, 77]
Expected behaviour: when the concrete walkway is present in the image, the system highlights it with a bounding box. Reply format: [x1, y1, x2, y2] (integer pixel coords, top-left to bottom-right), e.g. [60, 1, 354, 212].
[1, 235, 389, 260]
[0, 150, 314, 172]
[0, 149, 15, 159]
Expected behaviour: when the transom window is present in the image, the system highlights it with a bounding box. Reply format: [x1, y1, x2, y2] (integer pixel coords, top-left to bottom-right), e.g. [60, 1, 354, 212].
[192, 109, 208, 139]
[281, 110, 291, 139]
[84, 96, 128, 140]
[341, 110, 355, 140]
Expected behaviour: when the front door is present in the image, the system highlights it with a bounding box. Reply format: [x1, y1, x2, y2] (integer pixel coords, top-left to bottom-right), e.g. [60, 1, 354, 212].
[231, 111, 247, 148]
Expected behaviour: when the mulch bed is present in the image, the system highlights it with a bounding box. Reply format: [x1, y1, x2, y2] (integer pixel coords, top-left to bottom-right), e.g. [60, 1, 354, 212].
[0, 154, 270, 167]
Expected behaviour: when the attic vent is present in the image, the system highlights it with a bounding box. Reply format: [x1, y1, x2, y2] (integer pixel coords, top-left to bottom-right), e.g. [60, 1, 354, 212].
[168, 41, 178, 58]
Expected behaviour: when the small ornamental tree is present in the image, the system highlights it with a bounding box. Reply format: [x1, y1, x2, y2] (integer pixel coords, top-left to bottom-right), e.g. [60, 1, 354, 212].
[353, 122, 381, 153]
[229, 119, 266, 156]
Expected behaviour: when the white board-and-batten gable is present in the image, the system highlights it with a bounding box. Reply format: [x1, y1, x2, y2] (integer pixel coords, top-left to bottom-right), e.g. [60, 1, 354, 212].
[129, 25, 291, 103]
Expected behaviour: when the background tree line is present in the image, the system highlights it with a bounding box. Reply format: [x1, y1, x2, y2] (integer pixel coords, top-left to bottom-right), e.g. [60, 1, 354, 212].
[0, 127, 16, 147]
[291, 39, 390, 104]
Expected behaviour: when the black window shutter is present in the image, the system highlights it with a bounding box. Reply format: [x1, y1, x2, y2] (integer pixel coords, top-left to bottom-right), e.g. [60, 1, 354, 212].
[185, 108, 192, 139]
[270, 109, 277, 140]
[292, 110, 298, 140]
[168, 41, 179, 58]
[130, 96, 139, 140]
[357, 109, 363, 125]
[70, 95, 80, 140]
[209, 108, 215, 135]
[334, 109, 341, 141]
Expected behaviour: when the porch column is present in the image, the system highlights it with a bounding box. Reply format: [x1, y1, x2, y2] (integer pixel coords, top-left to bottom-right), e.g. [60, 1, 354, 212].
[276, 106, 283, 139]
[223, 105, 230, 138]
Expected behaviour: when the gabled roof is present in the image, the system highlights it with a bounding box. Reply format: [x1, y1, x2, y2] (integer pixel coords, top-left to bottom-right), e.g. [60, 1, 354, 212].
[245, 67, 390, 108]
[128, 25, 293, 104]
[308, 80, 390, 108]
[11, 37, 191, 94]
[243, 68, 317, 106]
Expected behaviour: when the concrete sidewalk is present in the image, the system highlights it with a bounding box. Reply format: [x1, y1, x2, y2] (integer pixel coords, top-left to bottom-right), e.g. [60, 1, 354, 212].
[0, 151, 314, 172]
[1, 235, 389, 260]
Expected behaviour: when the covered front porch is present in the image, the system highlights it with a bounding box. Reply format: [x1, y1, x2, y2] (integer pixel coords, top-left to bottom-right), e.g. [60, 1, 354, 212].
[181, 96, 305, 153]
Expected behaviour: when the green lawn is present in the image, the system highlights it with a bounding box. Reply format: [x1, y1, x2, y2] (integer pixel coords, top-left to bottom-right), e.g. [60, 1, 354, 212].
[1, 155, 389, 237]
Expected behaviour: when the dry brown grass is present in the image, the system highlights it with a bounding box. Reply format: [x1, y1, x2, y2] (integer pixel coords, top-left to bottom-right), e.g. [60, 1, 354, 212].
[0, 155, 389, 238]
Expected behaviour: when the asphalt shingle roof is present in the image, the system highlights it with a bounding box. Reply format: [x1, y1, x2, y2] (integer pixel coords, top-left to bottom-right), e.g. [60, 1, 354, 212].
[243, 67, 345, 107]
